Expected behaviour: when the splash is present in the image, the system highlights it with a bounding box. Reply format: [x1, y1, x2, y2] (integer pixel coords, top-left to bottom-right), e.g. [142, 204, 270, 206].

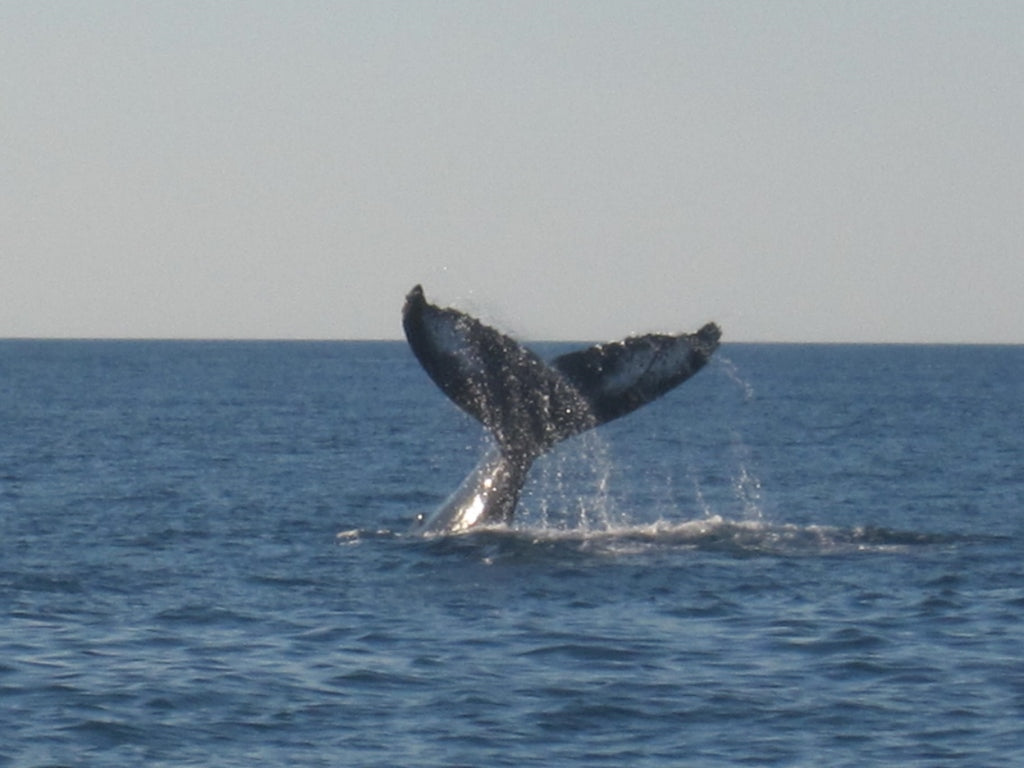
[729, 431, 765, 521]
[715, 353, 755, 402]
[512, 392, 769, 536]
[518, 428, 620, 532]
[424, 517, 965, 560]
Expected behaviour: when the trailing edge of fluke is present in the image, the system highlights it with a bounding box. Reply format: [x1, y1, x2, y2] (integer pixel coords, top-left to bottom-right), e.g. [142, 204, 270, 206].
[402, 284, 720, 534]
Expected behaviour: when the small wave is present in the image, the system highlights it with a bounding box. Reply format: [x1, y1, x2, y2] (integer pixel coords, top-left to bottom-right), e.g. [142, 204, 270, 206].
[155, 604, 260, 626]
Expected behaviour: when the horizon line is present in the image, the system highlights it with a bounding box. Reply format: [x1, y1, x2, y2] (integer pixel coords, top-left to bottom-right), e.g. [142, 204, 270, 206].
[1, 335, 1021, 347]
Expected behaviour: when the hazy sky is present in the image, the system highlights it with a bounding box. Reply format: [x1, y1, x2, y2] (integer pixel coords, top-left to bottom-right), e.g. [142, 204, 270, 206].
[3, 1, 1022, 342]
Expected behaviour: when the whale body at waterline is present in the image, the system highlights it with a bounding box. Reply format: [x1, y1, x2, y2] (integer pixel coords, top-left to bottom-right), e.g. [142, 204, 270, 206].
[402, 285, 720, 534]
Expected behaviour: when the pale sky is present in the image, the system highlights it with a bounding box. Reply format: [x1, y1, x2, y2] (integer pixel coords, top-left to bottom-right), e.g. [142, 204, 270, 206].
[3, 1, 1022, 342]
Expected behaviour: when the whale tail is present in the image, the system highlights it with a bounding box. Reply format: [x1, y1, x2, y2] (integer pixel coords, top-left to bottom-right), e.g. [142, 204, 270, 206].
[402, 285, 720, 533]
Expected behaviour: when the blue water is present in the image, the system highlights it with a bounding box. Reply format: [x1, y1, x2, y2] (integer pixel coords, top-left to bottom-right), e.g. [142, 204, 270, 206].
[2, 340, 1022, 766]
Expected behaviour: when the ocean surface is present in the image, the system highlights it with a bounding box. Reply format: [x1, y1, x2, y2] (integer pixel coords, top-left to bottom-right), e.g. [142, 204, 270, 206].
[1, 339, 1022, 767]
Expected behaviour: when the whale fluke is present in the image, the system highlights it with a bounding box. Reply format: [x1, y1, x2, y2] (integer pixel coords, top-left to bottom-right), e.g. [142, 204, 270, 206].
[402, 285, 720, 534]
